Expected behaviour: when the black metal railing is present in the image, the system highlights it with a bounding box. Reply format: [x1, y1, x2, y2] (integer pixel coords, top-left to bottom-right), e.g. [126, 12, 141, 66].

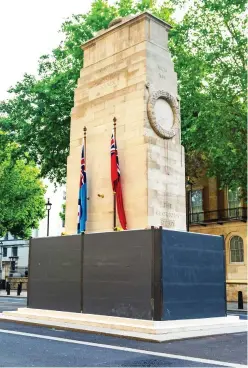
[189, 207, 247, 225]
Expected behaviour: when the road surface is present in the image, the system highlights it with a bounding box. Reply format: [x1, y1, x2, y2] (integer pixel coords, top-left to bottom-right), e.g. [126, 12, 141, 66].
[0, 297, 247, 367]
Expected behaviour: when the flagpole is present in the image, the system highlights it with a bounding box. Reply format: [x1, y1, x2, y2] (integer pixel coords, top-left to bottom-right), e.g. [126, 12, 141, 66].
[113, 117, 117, 231]
[83, 126, 87, 166]
[84, 126, 87, 233]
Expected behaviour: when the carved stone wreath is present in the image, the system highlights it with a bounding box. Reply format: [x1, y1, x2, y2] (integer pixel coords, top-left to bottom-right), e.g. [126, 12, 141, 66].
[146, 83, 180, 139]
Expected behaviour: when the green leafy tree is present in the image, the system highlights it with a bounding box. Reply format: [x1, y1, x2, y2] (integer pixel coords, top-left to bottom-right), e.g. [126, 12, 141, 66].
[59, 203, 66, 224]
[0, 132, 46, 238]
[169, 0, 247, 192]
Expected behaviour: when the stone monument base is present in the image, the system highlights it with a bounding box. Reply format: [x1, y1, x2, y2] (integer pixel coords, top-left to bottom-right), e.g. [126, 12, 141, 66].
[2, 228, 246, 341]
[0, 309, 246, 342]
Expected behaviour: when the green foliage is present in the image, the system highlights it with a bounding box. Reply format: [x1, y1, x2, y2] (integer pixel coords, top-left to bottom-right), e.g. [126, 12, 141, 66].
[169, 0, 247, 192]
[59, 203, 66, 224]
[0, 132, 46, 238]
[0, 0, 246, 195]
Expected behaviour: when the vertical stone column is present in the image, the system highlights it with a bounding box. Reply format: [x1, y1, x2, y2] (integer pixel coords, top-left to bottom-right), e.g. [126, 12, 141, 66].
[65, 12, 186, 234]
[145, 16, 186, 230]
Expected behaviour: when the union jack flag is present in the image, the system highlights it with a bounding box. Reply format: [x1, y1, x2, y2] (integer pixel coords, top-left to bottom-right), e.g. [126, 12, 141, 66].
[111, 132, 120, 176]
[110, 131, 127, 230]
[77, 145, 87, 233]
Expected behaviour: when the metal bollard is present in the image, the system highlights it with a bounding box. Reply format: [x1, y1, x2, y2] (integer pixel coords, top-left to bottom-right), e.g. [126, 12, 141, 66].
[17, 282, 22, 296]
[6, 282, 10, 296]
[238, 291, 243, 310]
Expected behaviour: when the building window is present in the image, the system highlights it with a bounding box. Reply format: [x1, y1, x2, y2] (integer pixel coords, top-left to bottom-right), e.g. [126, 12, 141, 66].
[191, 190, 204, 222]
[227, 188, 241, 217]
[12, 247, 18, 257]
[3, 247, 7, 257]
[230, 236, 244, 263]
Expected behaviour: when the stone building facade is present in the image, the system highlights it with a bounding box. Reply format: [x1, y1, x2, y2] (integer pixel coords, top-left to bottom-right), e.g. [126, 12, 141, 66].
[188, 176, 247, 302]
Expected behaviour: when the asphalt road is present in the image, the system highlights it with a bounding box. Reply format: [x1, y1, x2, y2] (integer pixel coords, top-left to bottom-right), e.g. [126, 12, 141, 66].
[0, 297, 27, 312]
[0, 297, 247, 367]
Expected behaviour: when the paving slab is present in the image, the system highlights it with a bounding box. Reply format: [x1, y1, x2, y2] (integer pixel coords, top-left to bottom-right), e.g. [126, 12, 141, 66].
[0, 290, 27, 298]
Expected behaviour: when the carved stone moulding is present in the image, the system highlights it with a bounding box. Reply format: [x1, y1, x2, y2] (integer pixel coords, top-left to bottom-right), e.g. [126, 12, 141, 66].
[146, 83, 180, 139]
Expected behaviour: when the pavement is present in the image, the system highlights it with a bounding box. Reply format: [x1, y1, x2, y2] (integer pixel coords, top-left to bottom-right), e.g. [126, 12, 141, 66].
[227, 302, 247, 312]
[0, 298, 247, 367]
[0, 290, 27, 297]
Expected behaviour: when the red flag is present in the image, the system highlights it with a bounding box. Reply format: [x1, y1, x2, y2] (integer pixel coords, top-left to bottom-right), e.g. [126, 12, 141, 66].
[111, 132, 127, 230]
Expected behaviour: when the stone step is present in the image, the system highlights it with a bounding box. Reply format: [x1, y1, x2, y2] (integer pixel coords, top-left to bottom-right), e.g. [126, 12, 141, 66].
[3, 309, 243, 333]
[10, 308, 243, 328]
[1, 308, 247, 341]
[0, 312, 247, 342]
[14, 308, 155, 327]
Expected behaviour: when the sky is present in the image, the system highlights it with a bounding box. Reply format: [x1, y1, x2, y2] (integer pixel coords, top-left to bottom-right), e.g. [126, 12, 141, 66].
[0, 0, 94, 100]
[0, 0, 184, 101]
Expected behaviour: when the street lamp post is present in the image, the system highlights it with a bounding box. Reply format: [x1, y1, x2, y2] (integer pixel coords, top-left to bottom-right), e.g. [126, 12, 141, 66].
[45, 198, 52, 237]
[186, 177, 193, 232]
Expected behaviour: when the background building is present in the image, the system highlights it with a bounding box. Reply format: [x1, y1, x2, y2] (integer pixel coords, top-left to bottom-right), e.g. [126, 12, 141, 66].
[187, 176, 247, 302]
[0, 234, 28, 279]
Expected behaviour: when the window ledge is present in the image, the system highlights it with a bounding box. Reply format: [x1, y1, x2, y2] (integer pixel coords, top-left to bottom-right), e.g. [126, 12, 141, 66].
[226, 280, 248, 284]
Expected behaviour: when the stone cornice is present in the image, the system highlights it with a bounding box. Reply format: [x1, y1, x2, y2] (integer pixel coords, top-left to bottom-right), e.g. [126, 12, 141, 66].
[81, 11, 172, 51]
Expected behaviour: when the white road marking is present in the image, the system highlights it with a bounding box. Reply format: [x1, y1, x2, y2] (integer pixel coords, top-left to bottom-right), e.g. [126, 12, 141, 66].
[0, 298, 26, 302]
[1, 302, 24, 304]
[0, 328, 246, 367]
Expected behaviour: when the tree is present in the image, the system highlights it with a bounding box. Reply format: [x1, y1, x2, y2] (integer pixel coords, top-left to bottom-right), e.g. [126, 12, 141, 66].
[0, 0, 174, 184]
[169, 0, 246, 192]
[1, 0, 246, 195]
[59, 203, 66, 225]
[0, 131, 46, 238]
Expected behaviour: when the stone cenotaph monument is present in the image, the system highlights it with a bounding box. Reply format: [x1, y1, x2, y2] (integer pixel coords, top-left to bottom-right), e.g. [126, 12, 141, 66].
[3, 12, 244, 342]
[65, 12, 186, 234]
